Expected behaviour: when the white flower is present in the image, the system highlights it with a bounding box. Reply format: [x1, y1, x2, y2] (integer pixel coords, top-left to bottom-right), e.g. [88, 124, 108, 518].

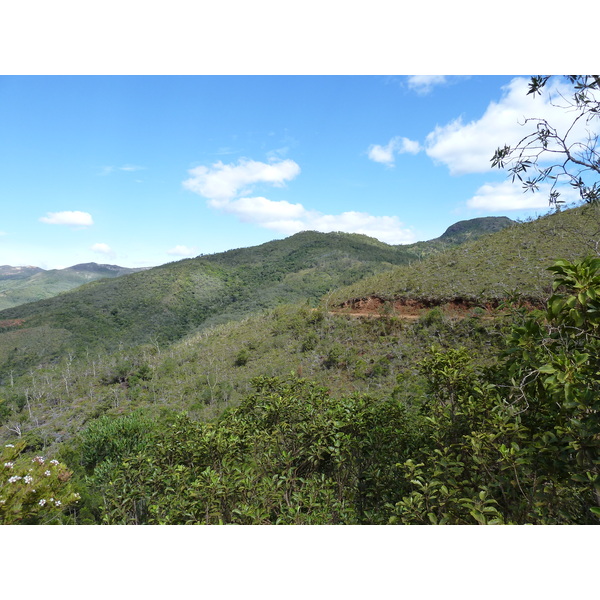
[32, 456, 45, 465]
[55, 500, 62, 507]
[50, 459, 59, 466]
[5, 444, 14, 448]
[4, 462, 14, 469]
[38, 499, 46, 506]
[44, 470, 51, 477]
[8, 475, 22, 483]
[24, 475, 33, 484]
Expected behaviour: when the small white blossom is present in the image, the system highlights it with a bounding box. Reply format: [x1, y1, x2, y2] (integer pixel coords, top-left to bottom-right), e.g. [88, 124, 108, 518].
[55, 500, 62, 507]
[50, 459, 59, 466]
[5, 444, 14, 448]
[4, 462, 14, 469]
[32, 456, 45, 465]
[24, 475, 33, 484]
[8, 475, 22, 483]
[44, 470, 51, 477]
[38, 499, 47, 506]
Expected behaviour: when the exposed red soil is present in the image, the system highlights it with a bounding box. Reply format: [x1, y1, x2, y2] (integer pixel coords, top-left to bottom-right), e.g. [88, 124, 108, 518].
[0, 318, 26, 329]
[332, 296, 542, 320]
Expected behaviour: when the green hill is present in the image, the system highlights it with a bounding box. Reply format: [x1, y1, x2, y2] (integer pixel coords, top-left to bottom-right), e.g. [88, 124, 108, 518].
[0, 263, 146, 311]
[328, 205, 600, 308]
[0, 219, 511, 378]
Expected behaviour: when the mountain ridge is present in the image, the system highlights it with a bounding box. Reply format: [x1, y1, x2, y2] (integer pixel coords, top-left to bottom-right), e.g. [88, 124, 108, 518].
[0, 262, 147, 311]
[0, 216, 515, 377]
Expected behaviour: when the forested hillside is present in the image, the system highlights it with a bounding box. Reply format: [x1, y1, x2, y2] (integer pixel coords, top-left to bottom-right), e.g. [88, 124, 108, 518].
[0, 220, 510, 380]
[1, 206, 599, 525]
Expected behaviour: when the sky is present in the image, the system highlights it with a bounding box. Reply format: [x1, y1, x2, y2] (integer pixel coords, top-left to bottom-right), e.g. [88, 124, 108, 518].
[0, 74, 592, 269]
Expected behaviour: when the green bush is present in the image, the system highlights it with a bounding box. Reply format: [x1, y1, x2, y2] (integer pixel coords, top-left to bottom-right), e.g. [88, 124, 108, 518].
[1, 441, 80, 524]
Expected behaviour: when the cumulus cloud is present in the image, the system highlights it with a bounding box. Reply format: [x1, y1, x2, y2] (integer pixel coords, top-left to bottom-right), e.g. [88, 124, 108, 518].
[40, 211, 93, 227]
[425, 77, 589, 175]
[183, 158, 301, 202]
[304, 210, 414, 244]
[368, 136, 422, 166]
[91, 243, 116, 258]
[407, 75, 448, 95]
[167, 245, 198, 257]
[183, 158, 416, 244]
[217, 197, 415, 243]
[466, 180, 581, 211]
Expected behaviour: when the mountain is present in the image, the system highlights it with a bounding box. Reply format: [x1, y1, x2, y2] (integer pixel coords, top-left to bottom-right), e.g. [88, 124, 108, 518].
[329, 205, 600, 308]
[437, 216, 515, 243]
[0, 218, 513, 377]
[0, 263, 147, 311]
[0, 265, 45, 278]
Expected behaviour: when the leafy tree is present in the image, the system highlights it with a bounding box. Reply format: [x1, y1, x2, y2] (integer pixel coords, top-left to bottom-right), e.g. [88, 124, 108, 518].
[492, 75, 600, 207]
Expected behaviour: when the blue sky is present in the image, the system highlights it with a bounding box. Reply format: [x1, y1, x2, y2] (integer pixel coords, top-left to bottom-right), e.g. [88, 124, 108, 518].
[0, 74, 587, 269]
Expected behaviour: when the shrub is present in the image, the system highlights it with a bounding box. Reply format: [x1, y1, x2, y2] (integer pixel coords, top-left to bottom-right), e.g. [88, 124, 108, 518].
[1, 441, 80, 524]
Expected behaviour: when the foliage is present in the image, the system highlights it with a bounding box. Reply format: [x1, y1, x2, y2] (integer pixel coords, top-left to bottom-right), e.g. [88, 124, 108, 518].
[1, 207, 599, 525]
[77, 412, 156, 473]
[1, 441, 80, 524]
[492, 75, 600, 207]
[389, 257, 600, 524]
[80, 377, 417, 524]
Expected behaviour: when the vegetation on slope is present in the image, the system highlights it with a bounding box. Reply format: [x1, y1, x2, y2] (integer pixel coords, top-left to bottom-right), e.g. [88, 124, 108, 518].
[1, 208, 598, 525]
[0, 263, 145, 311]
[0, 221, 510, 380]
[329, 205, 600, 307]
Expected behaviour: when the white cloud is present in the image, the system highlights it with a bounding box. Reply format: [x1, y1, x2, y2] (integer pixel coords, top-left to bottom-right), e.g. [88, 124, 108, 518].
[119, 165, 145, 172]
[40, 211, 93, 227]
[368, 136, 422, 166]
[466, 180, 581, 211]
[304, 210, 415, 244]
[101, 165, 145, 175]
[407, 75, 448, 95]
[214, 196, 306, 224]
[183, 158, 301, 202]
[167, 245, 198, 257]
[218, 197, 415, 243]
[91, 243, 116, 258]
[425, 77, 591, 175]
[184, 158, 416, 244]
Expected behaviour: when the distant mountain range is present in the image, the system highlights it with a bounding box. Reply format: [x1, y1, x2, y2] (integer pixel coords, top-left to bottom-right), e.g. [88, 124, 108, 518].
[0, 263, 147, 310]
